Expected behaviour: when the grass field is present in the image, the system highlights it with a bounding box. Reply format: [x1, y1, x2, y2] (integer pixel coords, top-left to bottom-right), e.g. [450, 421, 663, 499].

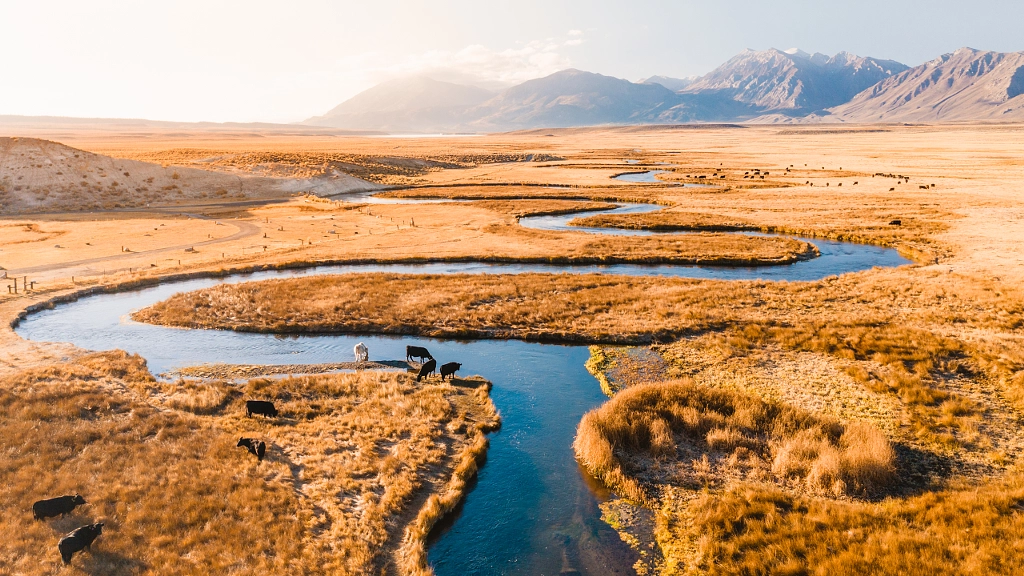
[0, 351, 498, 575]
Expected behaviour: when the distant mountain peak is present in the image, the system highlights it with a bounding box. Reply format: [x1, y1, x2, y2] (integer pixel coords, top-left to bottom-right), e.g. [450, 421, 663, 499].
[684, 48, 908, 114]
[637, 75, 699, 92]
[829, 47, 1024, 122]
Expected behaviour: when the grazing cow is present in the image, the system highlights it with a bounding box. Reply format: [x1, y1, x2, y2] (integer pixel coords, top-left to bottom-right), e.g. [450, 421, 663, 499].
[889, 220, 902, 226]
[58, 523, 103, 565]
[440, 362, 462, 381]
[32, 494, 86, 520]
[889, 187, 895, 192]
[416, 359, 437, 382]
[237, 437, 267, 462]
[245, 400, 278, 418]
[354, 342, 369, 362]
[406, 345, 433, 363]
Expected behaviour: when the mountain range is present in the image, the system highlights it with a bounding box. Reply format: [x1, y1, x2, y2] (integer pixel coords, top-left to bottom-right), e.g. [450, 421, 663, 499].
[307, 47, 1024, 130]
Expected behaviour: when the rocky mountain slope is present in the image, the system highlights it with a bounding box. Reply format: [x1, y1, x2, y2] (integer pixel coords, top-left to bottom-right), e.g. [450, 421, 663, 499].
[827, 48, 1024, 122]
[682, 48, 908, 115]
[466, 69, 686, 129]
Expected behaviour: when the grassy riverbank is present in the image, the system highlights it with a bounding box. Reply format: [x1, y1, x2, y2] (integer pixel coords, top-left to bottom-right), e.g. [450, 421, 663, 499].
[0, 351, 498, 575]
[569, 207, 949, 263]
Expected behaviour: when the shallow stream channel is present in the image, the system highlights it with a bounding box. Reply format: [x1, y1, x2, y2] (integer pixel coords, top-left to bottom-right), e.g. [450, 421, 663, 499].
[16, 196, 911, 574]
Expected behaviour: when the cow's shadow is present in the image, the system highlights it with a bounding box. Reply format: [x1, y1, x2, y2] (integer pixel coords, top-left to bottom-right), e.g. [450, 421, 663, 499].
[70, 549, 148, 575]
[46, 513, 96, 535]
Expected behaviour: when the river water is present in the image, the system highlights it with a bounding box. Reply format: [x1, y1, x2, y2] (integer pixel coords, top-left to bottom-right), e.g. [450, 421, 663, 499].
[14, 196, 911, 575]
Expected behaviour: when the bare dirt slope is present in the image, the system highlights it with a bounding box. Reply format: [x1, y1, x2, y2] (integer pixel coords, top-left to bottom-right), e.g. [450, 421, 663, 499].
[0, 137, 380, 215]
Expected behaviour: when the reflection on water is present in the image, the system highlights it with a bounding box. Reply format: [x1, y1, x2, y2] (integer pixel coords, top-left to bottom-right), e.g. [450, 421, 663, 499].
[613, 170, 668, 183]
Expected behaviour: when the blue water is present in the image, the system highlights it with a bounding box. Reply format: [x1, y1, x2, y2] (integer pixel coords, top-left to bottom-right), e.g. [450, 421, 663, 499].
[14, 197, 912, 575]
[14, 272, 638, 575]
[612, 170, 668, 183]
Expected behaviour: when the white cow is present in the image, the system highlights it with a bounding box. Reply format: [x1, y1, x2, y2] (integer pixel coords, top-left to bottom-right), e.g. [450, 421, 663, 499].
[354, 342, 368, 362]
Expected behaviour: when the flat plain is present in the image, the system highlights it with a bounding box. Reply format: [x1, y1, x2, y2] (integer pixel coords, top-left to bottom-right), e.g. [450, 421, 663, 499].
[3, 123, 1024, 575]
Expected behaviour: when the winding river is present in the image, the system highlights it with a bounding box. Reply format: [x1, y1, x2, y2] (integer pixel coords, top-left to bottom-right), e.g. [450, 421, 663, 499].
[15, 192, 911, 575]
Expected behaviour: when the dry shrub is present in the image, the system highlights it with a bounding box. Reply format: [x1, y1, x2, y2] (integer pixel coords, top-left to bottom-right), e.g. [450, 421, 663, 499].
[705, 427, 748, 451]
[574, 381, 895, 501]
[839, 422, 897, 491]
[771, 422, 893, 496]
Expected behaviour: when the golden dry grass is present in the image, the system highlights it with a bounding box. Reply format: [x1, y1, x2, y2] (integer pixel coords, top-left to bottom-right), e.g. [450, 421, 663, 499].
[653, 475, 1024, 575]
[573, 381, 895, 505]
[0, 351, 498, 575]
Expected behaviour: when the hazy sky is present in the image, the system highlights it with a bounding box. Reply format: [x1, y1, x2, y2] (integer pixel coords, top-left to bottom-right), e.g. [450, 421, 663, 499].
[3, 0, 1023, 123]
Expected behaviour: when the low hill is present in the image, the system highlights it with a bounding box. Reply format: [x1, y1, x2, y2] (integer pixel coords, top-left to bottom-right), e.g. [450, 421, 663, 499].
[0, 138, 380, 214]
[828, 48, 1024, 122]
[467, 69, 686, 129]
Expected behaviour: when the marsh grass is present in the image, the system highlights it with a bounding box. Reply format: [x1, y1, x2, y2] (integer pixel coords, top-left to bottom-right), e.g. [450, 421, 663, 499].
[573, 381, 895, 504]
[0, 351, 498, 575]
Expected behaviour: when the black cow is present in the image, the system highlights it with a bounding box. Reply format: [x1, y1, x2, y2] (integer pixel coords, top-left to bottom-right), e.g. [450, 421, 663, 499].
[32, 494, 86, 520]
[416, 359, 437, 382]
[246, 400, 278, 418]
[58, 523, 104, 565]
[440, 362, 462, 381]
[889, 219, 902, 226]
[237, 437, 267, 462]
[406, 345, 433, 363]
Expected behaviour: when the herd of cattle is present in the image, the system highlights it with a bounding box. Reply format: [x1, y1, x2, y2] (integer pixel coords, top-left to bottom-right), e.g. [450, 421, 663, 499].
[405, 345, 461, 381]
[31, 342, 462, 566]
[31, 495, 102, 564]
